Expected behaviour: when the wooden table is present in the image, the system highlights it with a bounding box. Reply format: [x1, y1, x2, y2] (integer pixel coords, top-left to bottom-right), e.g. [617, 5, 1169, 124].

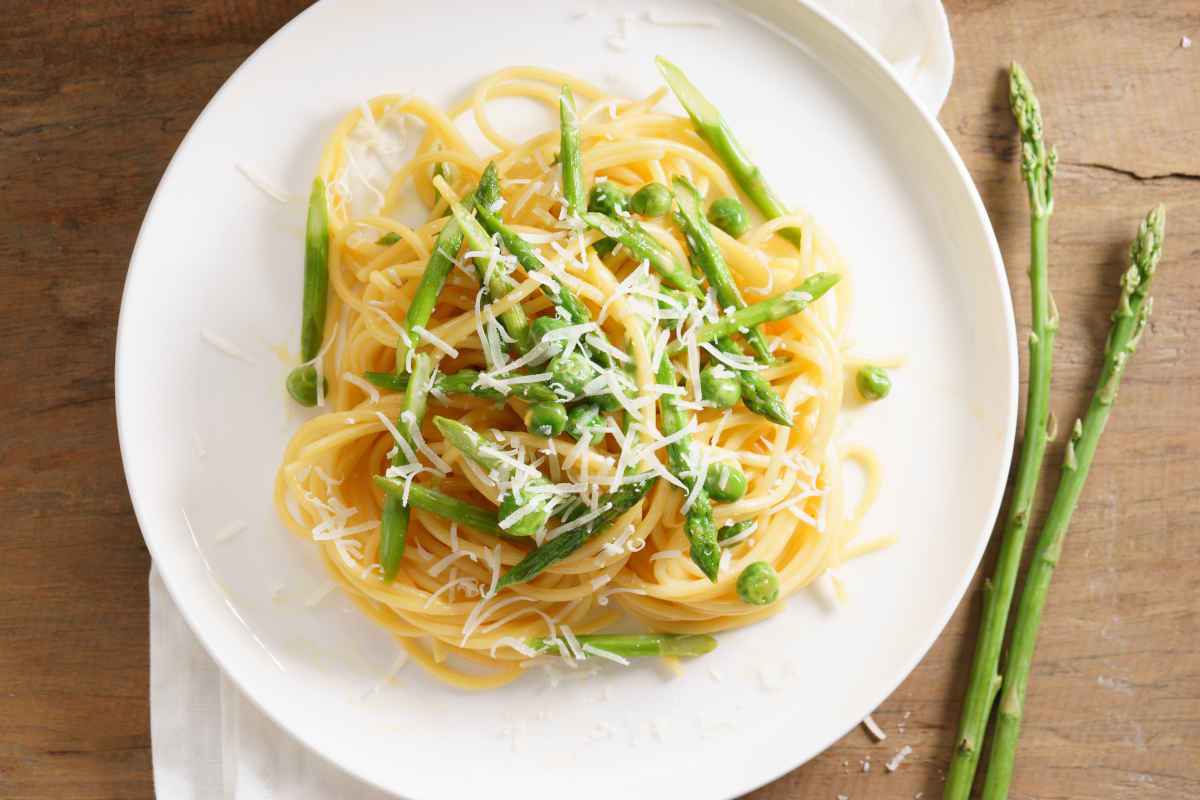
[2, 2, 1197, 797]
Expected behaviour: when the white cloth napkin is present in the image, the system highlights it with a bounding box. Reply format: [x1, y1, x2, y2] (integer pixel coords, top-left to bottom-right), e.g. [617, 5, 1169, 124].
[149, 4, 953, 797]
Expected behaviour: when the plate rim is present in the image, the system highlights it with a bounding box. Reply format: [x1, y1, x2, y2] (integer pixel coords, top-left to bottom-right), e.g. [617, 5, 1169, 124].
[115, 1, 1018, 796]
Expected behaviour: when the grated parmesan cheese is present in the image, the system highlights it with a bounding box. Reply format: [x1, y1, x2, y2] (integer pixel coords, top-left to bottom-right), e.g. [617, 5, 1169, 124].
[235, 162, 291, 202]
[413, 325, 460, 358]
[200, 329, 255, 364]
[862, 714, 887, 742]
[885, 745, 912, 772]
[644, 7, 720, 28]
[214, 520, 247, 543]
[342, 371, 380, 403]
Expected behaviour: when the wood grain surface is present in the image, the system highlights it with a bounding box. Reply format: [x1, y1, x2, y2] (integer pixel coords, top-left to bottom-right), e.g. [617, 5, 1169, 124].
[1, 2, 1197, 798]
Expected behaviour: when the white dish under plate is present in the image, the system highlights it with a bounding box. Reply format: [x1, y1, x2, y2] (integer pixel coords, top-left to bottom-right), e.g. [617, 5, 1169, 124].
[116, 1, 1016, 797]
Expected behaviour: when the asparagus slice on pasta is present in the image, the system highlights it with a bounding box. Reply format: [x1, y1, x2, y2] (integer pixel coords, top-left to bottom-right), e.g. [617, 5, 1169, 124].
[666, 272, 840, 354]
[473, 200, 612, 369]
[671, 176, 772, 362]
[441, 166, 533, 353]
[559, 85, 585, 216]
[581, 211, 701, 295]
[285, 178, 330, 406]
[584, 209, 791, 425]
[526, 633, 717, 659]
[378, 352, 435, 581]
[374, 478, 504, 537]
[401, 174, 500, 364]
[494, 475, 657, 590]
[657, 355, 720, 581]
[433, 417, 556, 538]
[655, 56, 804, 249]
[364, 369, 559, 404]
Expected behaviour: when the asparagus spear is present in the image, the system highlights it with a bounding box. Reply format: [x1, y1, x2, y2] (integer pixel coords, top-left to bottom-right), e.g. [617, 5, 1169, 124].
[584, 210, 791, 425]
[582, 211, 701, 295]
[945, 63, 1059, 799]
[364, 369, 559, 404]
[285, 178, 330, 406]
[475, 203, 593, 327]
[526, 633, 717, 659]
[657, 356, 720, 581]
[714, 337, 792, 426]
[494, 475, 657, 590]
[378, 352, 434, 581]
[981, 206, 1165, 800]
[655, 56, 803, 249]
[671, 175, 772, 362]
[474, 201, 611, 369]
[443, 166, 532, 353]
[375, 477, 504, 536]
[666, 273, 840, 354]
[433, 417, 554, 538]
[559, 85, 585, 216]
[401, 176, 499, 362]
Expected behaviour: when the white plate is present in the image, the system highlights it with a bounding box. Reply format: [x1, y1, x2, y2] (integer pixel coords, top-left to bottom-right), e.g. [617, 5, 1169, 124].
[116, 1, 1016, 797]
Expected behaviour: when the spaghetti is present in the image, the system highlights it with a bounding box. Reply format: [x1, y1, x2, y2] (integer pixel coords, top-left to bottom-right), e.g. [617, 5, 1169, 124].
[273, 65, 879, 689]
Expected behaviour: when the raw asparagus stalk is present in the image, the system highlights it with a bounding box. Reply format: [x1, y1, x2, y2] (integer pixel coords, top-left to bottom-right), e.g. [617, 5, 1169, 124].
[657, 356, 720, 581]
[981, 205, 1165, 800]
[285, 178, 330, 406]
[666, 273, 840, 354]
[433, 417, 554, 538]
[526, 633, 717, 659]
[655, 56, 803, 249]
[378, 352, 434, 581]
[945, 63, 1059, 799]
[671, 175, 772, 362]
[494, 475, 657, 590]
[442, 166, 532, 353]
[374, 477, 503, 536]
[559, 85, 585, 216]
[401, 174, 500, 361]
[582, 211, 702, 295]
[364, 369, 559, 405]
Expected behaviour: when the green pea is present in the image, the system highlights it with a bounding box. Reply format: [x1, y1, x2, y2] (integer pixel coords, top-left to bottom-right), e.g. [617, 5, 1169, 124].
[856, 366, 891, 401]
[718, 519, 756, 542]
[736, 561, 780, 605]
[497, 490, 552, 537]
[708, 197, 750, 238]
[531, 316, 569, 356]
[629, 182, 672, 217]
[700, 363, 741, 409]
[526, 401, 568, 437]
[705, 462, 748, 502]
[548, 351, 599, 396]
[566, 403, 605, 445]
[587, 182, 630, 216]
[285, 365, 328, 407]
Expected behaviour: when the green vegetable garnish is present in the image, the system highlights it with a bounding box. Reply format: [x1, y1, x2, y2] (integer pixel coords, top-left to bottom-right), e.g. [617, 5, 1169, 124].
[629, 182, 672, 217]
[856, 366, 892, 401]
[736, 561, 780, 605]
[285, 178, 330, 406]
[526, 401, 568, 437]
[705, 462, 747, 503]
[707, 196, 750, 238]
